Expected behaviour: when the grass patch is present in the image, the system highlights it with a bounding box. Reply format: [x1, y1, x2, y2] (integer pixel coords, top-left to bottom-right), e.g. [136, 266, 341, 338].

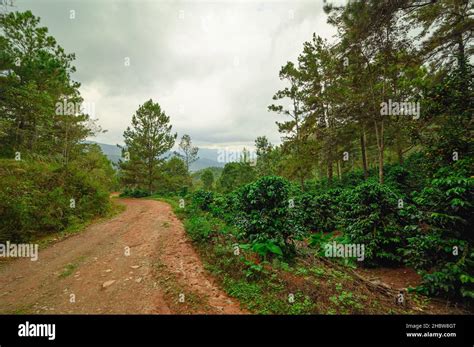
[59, 263, 78, 278]
[58, 255, 86, 278]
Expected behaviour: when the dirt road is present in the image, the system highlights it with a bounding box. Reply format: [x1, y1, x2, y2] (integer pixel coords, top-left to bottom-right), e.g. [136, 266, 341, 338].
[0, 198, 244, 314]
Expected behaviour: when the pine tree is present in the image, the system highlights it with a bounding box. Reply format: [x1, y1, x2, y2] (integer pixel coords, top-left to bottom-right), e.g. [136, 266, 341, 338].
[119, 99, 176, 194]
[268, 62, 314, 189]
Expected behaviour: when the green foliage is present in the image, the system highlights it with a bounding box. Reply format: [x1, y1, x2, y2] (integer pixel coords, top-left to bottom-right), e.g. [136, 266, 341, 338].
[191, 189, 214, 211]
[217, 162, 255, 193]
[207, 193, 230, 219]
[120, 188, 150, 198]
[338, 170, 368, 188]
[0, 159, 110, 243]
[338, 181, 404, 266]
[241, 258, 266, 279]
[176, 134, 199, 172]
[3, 3, 467, 310]
[309, 231, 348, 252]
[413, 159, 473, 241]
[0, 11, 98, 159]
[0, 11, 113, 244]
[415, 251, 474, 301]
[71, 144, 118, 191]
[200, 169, 214, 190]
[234, 176, 305, 258]
[156, 156, 191, 196]
[240, 241, 283, 259]
[329, 290, 364, 313]
[254, 136, 277, 177]
[298, 189, 342, 233]
[384, 164, 415, 197]
[184, 214, 216, 242]
[402, 159, 474, 301]
[118, 99, 176, 194]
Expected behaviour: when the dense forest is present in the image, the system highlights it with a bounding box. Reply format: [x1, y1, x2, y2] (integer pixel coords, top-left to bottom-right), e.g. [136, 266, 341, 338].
[0, 0, 472, 314]
[0, 9, 117, 243]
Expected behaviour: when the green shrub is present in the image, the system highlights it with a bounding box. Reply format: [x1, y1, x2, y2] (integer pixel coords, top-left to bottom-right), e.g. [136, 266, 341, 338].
[384, 164, 411, 195]
[240, 240, 284, 259]
[155, 157, 192, 196]
[218, 162, 256, 193]
[403, 159, 474, 301]
[304, 169, 371, 193]
[339, 169, 368, 188]
[207, 193, 231, 219]
[234, 176, 305, 258]
[0, 159, 111, 243]
[412, 158, 473, 242]
[415, 252, 474, 300]
[191, 189, 214, 211]
[298, 189, 342, 233]
[338, 181, 404, 266]
[120, 188, 150, 198]
[184, 214, 215, 241]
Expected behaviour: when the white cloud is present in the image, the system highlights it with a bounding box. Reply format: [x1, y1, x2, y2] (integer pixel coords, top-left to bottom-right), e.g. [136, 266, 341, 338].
[16, 0, 337, 149]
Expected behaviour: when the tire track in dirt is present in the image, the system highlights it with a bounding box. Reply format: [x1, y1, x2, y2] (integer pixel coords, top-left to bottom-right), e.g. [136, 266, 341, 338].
[0, 198, 244, 314]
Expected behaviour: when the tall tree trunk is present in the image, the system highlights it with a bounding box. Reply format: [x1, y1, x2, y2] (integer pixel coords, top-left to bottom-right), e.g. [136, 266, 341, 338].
[30, 118, 37, 152]
[374, 119, 384, 184]
[327, 157, 333, 183]
[395, 124, 404, 165]
[457, 32, 468, 103]
[360, 127, 368, 179]
[63, 116, 69, 169]
[397, 141, 404, 165]
[455, 1, 467, 82]
[148, 157, 154, 195]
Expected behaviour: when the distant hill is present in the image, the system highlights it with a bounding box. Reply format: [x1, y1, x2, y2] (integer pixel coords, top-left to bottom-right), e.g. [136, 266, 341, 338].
[87, 141, 225, 171]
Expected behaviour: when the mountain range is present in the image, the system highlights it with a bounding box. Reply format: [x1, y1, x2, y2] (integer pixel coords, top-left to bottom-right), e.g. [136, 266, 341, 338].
[88, 141, 225, 171]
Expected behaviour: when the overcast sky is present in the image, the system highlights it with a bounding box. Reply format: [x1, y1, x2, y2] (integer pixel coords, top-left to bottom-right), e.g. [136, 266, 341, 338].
[15, 0, 340, 150]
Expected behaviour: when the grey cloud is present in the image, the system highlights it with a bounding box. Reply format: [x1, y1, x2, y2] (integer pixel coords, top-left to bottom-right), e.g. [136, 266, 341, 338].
[15, 0, 336, 149]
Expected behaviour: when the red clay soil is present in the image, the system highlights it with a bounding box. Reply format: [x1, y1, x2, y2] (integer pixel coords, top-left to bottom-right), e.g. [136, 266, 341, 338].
[356, 267, 422, 290]
[0, 198, 244, 314]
